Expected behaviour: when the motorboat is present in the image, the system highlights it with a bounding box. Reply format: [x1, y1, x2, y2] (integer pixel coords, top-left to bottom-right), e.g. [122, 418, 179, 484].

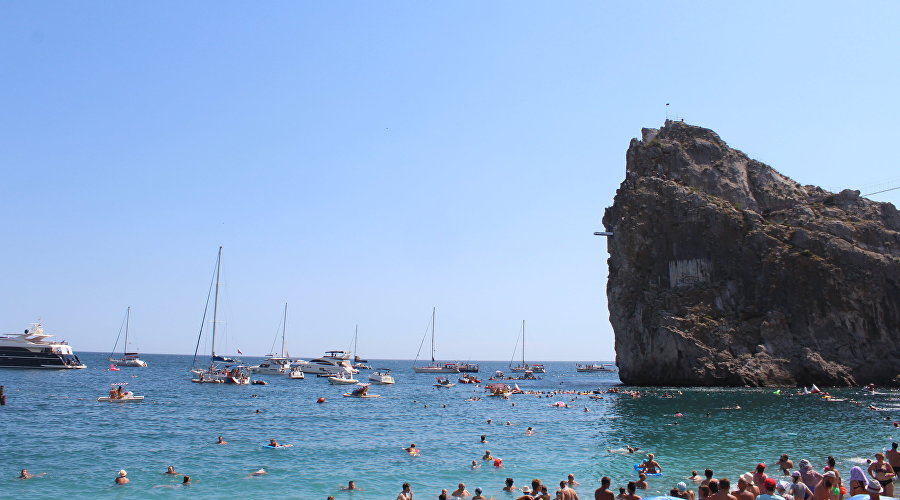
[191, 365, 250, 384]
[98, 383, 144, 402]
[413, 308, 460, 373]
[328, 371, 359, 384]
[293, 350, 355, 375]
[0, 322, 85, 369]
[433, 376, 455, 388]
[353, 362, 373, 370]
[287, 366, 305, 379]
[108, 307, 148, 367]
[458, 374, 481, 384]
[251, 303, 293, 375]
[458, 362, 480, 373]
[368, 368, 395, 384]
[576, 363, 615, 372]
[190, 247, 250, 385]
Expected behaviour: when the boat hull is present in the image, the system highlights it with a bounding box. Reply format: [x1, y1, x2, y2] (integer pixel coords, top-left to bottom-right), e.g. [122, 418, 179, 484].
[414, 366, 459, 373]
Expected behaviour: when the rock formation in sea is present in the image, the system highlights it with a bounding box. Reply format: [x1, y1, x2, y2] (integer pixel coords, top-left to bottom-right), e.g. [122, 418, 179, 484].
[603, 120, 900, 387]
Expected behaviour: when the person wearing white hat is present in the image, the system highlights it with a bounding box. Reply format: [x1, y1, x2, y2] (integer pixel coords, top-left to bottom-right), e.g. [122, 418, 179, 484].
[866, 479, 883, 500]
[776, 480, 794, 500]
[114, 470, 129, 485]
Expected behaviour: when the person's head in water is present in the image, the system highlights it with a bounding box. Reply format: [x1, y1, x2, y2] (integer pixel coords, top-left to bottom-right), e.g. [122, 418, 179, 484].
[182, 475, 191, 484]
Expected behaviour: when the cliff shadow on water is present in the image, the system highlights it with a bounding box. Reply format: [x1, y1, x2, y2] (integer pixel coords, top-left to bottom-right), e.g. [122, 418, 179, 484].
[603, 120, 900, 387]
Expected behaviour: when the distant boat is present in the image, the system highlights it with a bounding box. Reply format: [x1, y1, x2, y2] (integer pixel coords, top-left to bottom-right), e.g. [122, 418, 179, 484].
[458, 362, 480, 373]
[509, 320, 545, 373]
[368, 368, 395, 384]
[413, 308, 460, 373]
[350, 325, 372, 370]
[251, 303, 292, 375]
[575, 363, 615, 373]
[0, 322, 86, 369]
[190, 247, 250, 385]
[108, 307, 147, 368]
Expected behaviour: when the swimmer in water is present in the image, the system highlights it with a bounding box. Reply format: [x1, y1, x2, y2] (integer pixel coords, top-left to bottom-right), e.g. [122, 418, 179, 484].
[483, 450, 494, 460]
[216, 436, 227, 445]
[164, 466, 178, 475]
[342, 480, 360, 490]
[471, 460, 481, 469]
[115, 470, 129, 485]
[250, 469, 267, 477]
[526, 427, 535, 435]
[19, 469, 33, 480]
[405, 443, 419, 455]
[182, 475, 191, 485]
[481, 434, 487, 443]
[506, 421, 512, 426]
[487, 419, 492, 424]
[269, 439, 279, 447]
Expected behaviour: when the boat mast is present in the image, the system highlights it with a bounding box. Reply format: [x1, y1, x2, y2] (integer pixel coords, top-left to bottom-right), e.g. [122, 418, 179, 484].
[210, 246, 222, 371]
[522, 320, 526, 366]
[124, 306, 130, 357]
[431, 307, 436, 364]
[281, 302, 287, 357]
[353, 324, 358, 359]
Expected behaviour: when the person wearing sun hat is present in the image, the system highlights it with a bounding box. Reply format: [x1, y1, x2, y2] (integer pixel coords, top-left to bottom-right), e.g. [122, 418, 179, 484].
[754, 463, 770, 489]
[775, 480, 793, 500]
[114, 469, 129, 485]
[514, 485, 534, 500]
[866, 479, 884, 500]
[676, 481, 695, 500]
[757, 477, 784, 500]
[812, 471, 838, 500]
[735, 474, 757, 500]
[798, 459, 823, 492]
[790, 470, 810, 500]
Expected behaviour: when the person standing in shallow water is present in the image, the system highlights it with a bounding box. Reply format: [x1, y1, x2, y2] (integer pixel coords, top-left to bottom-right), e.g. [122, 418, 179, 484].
[114, 470, 129, 485]
[397, 482, 413, 500]
[595, 476, 614, 500]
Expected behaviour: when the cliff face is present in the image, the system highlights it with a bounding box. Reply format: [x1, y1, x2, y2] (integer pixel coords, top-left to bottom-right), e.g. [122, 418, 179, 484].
[603, 121, 900, 386]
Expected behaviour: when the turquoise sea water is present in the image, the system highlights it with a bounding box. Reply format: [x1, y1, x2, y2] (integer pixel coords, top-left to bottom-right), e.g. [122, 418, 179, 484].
[2, 353, 899, 499]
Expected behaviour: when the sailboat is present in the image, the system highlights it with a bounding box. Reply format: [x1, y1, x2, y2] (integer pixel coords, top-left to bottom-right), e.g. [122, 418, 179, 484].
[351, 325, 372, 370]
[413, 307, 459, 373]
[509, 320, 545, 373]
[108, 307, 147, 367]
[252, 303, 292, 375]
[190, 247, 250, 384]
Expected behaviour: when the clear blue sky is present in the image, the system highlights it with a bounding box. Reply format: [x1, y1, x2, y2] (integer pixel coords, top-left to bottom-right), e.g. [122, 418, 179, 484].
[1, 2, 898, 361]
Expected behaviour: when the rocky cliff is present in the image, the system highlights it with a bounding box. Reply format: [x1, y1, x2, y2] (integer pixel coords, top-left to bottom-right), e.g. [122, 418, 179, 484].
[603, 120, 900, 386]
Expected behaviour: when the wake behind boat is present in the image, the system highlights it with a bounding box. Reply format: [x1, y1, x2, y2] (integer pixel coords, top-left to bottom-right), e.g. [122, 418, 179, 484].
[0, 322, 85, 369]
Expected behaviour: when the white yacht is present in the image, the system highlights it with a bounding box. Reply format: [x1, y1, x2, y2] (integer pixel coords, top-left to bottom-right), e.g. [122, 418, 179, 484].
[0, 322, 86, 369]
[368, 368, 395, 384]
[292, 350, 355, 375]
[251, 303, 293, 375]
[327, 371, 359, 384]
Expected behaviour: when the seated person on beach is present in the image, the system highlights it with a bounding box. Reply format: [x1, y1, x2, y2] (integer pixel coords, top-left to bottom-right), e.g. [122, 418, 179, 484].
[342, 480, 360, 490]
[164, 466, 178, 475]
[216, 436, 227, 444]
[483, 450, 494, 460]
[405, 443, 419, 455]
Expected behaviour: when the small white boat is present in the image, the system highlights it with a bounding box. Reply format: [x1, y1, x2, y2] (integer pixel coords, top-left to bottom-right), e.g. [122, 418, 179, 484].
[287, 366, 305, 379]
[98, 383, 144, 402]
[576, 363, 615, 372]
[108, 307, 148, 368]
[328, 372, 359, 385]
[369, 368, 395, 384]
[433, 376, 455, 388]
[252, 303, 293, 375]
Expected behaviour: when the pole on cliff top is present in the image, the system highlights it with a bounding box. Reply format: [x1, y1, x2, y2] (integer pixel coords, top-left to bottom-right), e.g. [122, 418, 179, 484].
[665, 103, 670, 119]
